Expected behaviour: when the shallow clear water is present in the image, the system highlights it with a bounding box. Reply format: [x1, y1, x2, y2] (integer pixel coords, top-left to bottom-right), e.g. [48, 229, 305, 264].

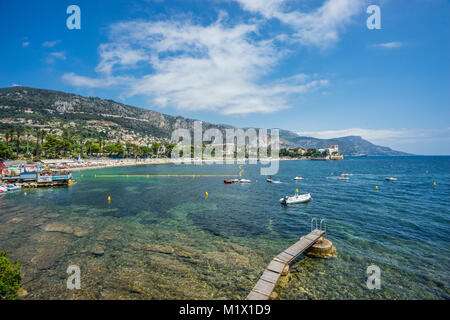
[0, 157, 449, 299]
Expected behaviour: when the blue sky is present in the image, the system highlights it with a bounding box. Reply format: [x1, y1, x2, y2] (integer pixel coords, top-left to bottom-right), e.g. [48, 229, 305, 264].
[0, 0, 449, 154]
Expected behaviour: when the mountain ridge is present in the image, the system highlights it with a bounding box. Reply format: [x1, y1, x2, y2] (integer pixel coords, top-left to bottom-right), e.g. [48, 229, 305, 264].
[0, 86, 410, 156]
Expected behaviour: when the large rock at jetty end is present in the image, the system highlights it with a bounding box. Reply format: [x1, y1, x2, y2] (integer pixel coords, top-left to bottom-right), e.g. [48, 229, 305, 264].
[305, 237, 336, 258]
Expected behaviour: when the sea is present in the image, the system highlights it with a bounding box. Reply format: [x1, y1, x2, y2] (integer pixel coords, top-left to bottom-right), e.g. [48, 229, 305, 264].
[0, 156, 449, 299]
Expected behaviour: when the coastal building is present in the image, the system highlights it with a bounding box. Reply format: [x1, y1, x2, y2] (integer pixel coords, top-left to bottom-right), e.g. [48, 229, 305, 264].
[327, 144, 339, 154]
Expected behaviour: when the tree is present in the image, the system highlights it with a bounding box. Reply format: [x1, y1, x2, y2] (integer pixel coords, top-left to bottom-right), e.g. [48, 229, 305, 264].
[0, 251, 22, 300]
[15, 129, 23, 154]
[91, 143, 101, 155]
[34, 129, 40, 157]
[25, 129, 31, 155]
[0, 141, 10, 159]
[151, 142, 160, 155]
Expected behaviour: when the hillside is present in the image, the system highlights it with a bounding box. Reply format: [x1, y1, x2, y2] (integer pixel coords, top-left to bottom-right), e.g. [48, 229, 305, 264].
[279, 131, 410, 156]
[0, 86, 409, 156]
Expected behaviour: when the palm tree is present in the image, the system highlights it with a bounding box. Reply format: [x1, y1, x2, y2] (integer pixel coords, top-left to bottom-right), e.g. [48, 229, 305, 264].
[85, 139, 92, 157]
[34, 129, 41, 157]
[15, 128, 23, 155]
[39, 130, 47, 157]
[25, 129, 31, 155]
[5, 131, 10, 147]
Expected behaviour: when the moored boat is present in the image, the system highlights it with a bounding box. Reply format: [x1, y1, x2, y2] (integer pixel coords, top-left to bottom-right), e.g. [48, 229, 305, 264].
[385, 177, 397, 181]
[280, 193, 312, 205]
[224, 179, 239, 184]
[240, 179, 251, 183]
[6, 185, 21, 191]
[294, 177, 304, 180]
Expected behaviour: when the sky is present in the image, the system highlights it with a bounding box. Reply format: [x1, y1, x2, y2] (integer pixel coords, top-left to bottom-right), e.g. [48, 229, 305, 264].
[0, 0, 449, 155]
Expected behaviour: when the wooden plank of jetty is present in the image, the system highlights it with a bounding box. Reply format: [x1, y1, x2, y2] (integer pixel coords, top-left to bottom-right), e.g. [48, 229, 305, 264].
[246, 229, 325, 300]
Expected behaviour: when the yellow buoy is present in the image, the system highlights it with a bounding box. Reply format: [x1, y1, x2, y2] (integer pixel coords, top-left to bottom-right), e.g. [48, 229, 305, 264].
[81, 174, 84, 177]
[107, 196, 111, 202]
[433, 182, 437, 187]
[426, 171, 429, 174]
[205, 192, 208, 198]
[296, 188, 299, 194]
[376, 186, 379, 191]
[331, 172, 334, 175]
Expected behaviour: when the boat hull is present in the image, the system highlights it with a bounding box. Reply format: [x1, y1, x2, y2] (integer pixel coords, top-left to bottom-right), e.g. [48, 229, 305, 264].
[280, 193, 312, 205]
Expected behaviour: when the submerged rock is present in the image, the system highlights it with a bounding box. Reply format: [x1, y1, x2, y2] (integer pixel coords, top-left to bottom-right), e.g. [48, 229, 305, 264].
[206, 251, 249, 268]
[43, 222, 73, 234]
[90, 246, 105, 256]
[9, 217, 23, 224]
[73, 229, 89, 237]
[144, 244, 174, 254]
[17, 288, 28, 297]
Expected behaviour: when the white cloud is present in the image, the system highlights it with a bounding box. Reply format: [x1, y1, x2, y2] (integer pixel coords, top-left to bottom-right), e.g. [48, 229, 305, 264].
[64, 17, 328, 115]
[51, 51, 66, 60]
[42, 40, 61, 48]
[235, 0, 364, 48]
[372, 41, 404, 49]
[45, 51, 67, 64]
[62, 73, 131, 88]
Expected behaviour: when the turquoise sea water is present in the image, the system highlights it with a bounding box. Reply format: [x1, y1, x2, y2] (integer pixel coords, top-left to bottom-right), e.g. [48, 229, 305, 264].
[0, 156, 449, 299]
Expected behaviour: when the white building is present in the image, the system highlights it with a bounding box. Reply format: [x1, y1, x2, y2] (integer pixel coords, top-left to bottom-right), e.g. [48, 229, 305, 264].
[327, 144, 339, 154]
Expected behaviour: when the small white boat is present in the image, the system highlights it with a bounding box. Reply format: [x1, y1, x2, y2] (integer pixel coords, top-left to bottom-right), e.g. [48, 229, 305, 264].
[385, 177, 397, 181]
[240, 179, 251, 183]
[339, 176, 349, 180]
[280, 193, 312, 205]
[6, 185, 21, 191]
[294, 177, 304, 180]
[341, 172, 350, 176]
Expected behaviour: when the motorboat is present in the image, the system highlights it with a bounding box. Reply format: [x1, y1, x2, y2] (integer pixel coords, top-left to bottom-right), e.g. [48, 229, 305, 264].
[239, 179, 251, 183]
[267, 176, 281, 183]
[6, 185, 21, 191]
[224, 179, 239, 184]
[339, 176, 349, 181]
[294, 177, 304, 180]
[280, 193, 312, 205]
[385, 177, 397, 181]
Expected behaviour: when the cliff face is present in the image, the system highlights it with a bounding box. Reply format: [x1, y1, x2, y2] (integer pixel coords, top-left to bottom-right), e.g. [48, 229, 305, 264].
[0, 86, 410, 155]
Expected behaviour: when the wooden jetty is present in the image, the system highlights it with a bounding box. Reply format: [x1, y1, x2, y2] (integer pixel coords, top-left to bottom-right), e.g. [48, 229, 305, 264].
[246, 228, 326, 300]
